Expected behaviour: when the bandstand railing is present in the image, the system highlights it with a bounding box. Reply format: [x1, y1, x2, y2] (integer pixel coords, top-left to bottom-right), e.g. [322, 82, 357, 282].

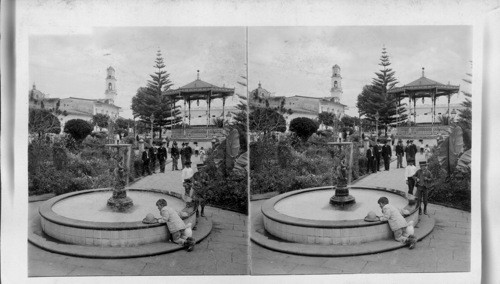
[396, 125, 451, 138]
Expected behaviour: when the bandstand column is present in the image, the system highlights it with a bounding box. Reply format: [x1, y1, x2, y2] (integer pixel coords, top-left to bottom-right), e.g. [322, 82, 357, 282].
[206, 93, 210, 137]
[447, 94, 451, 119]
[413, 95, 417, 125]
[183, 94, 187, 136]
[222, 96, 226, 128]
[188, 97, 192, 129]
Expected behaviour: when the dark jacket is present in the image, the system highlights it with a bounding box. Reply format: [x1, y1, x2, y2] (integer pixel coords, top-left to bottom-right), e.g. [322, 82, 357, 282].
[171, 146, 179, 158]
[185, 146, 193, 157]
[395, 144, 405, 156]
[157, 146, 167, 161]
[373, 145, 381, 160]
[366, 148, 374, 159]
[149, 147, 156, 162]
[405, 144, 418, 158]
[142, 150, 150, 162]
[382, 144, 392, 158]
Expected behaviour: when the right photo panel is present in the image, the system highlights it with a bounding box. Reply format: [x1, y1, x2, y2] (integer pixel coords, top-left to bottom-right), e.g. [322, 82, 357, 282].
[249, 26, 473, 275]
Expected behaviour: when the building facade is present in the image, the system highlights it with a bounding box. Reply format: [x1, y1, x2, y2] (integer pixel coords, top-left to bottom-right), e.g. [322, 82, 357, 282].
[250, 64, 347, 129]
[29, 66, 121, 133]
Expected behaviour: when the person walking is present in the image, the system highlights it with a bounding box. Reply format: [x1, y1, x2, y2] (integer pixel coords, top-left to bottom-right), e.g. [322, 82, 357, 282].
[381, 138, 392, 171]
[171, 142, 180, 171]
[142, 146, 152, 176]
[413, 161, 433, 215]
[157, 140, 168, 173]
[395, 140, 405, 169]
[405, 140, 417, 164]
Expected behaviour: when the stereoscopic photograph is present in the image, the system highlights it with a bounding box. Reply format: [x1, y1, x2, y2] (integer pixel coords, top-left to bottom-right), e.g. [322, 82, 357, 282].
[27, 26, 249, 276]
[3, 0, 496, 283]
[249, 26, 473, 275]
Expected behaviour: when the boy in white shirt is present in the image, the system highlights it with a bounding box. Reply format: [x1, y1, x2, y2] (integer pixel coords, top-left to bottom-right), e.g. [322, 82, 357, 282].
[182, 162, 195, 200]
[404, 159, 418, 195]
[377, 197, 417, 249]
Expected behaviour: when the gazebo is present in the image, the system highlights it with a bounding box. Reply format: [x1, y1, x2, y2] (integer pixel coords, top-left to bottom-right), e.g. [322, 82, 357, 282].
[164, 71, 235, 139]
[388, 68, 460, 125]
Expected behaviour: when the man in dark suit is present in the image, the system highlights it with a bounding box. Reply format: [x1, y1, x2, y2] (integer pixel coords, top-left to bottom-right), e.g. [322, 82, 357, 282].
[395, 140, 405, 168]
[142, 146, 151, 176]
[171, 142, 180, 171]
[180, 143, 187, 169]
[366, 144, 375, 173]
[373, 139, 381, 172]
[185, 142, 193, 164]
[157, 140, 168, 173]
[405, 140, 417, 164]
[149, 145, 157, 174]
[381, 138, 392, 171]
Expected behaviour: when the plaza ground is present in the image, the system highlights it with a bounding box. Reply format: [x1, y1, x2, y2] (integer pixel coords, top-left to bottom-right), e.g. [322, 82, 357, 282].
[250, 158, 471, 274]
[28, 155, 249, 276]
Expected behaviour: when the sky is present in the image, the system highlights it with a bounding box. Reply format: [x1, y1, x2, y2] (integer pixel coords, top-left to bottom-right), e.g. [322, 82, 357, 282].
[29, 27, 247, 119]
[30, 26, 472, 118]
[248, 26, 472, 116]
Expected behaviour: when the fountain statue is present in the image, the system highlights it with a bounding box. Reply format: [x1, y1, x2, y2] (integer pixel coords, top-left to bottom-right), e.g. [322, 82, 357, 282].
[329, 144, 356, 206]
[106, 144, 134, 211]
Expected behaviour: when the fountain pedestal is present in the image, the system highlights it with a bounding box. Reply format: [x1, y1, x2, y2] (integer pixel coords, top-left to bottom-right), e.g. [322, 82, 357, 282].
[329, 186, 356, 205]
[106, 144, 134, 211]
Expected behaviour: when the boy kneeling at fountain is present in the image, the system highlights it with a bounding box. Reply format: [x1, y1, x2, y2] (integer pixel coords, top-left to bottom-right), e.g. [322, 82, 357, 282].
[155, 199, 196, 251]
[377, 197, 417, 249]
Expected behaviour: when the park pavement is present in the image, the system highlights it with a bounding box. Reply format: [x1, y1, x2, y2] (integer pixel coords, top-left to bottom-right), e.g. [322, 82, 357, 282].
[28, 155, 249, 276]
[251, 158, 471, 275]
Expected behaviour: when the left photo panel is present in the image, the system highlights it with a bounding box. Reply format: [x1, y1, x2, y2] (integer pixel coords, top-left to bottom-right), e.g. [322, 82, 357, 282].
[27, 27, 249, 276]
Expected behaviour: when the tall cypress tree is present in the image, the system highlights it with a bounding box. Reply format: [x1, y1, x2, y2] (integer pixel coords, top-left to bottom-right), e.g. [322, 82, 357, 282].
[131, 50, 182, 138]
[357, 47, 406, 135]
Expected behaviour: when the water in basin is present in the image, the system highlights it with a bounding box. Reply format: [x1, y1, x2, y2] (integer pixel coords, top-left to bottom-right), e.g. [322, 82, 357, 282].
[52, 191, 185, 222]
[274, 188, 407, 221]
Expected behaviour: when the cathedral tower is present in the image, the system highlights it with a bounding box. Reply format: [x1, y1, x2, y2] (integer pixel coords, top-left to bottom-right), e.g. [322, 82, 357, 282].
[105, 66, 117, 104]
[330, 64, 342, 103]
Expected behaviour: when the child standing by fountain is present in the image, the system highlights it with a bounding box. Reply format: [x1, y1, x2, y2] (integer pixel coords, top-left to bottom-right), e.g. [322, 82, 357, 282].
[377, 197, 417, 249]
[182, 162, 194, 201]
[155, 199, 195, 251]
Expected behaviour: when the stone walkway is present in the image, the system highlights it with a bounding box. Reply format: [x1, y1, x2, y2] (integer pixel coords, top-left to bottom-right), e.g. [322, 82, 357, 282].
[251, 158, 471, 274]
[28, 155, 249, 276]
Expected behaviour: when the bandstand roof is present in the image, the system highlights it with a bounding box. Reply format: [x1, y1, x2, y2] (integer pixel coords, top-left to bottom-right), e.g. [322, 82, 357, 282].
[164, 74, 235, 101]
[388, 68, 459, 99]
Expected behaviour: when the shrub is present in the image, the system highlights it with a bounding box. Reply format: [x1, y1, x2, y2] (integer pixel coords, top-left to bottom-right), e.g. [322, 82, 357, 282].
[289, 117, 319, 142]
[64, 119, 93, 142]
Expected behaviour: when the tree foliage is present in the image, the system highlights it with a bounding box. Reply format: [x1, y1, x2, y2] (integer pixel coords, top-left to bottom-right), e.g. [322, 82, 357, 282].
[318, 111, 337, 127]
[131, 50, 182, 138]
[29, 108, 61, 136]
[92, 113, 109, 131]
[458, 69, 472, 131]
[64, 119, 93, 142]
[356, 47, 406, 134]
[289, 117, 319, 141]
[249, 107, 287, 134]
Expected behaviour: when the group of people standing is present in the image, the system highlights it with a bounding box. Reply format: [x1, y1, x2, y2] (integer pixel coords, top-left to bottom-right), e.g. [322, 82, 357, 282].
[365, 137, 434, 216]
[141, 141, 206, 175]
[365, 138, 393, 173]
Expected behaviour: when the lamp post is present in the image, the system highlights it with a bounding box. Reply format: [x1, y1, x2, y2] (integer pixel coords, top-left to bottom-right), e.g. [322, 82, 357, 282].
[375, 111, 380, 137]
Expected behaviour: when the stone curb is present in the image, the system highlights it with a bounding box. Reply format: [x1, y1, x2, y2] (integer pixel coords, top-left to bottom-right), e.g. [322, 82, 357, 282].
[250, 210, 435, 257]
[28, 215, 213, 259]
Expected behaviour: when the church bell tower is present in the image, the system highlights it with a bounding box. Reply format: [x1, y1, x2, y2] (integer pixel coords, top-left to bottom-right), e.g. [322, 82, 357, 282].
[105, 66, 117, 104]
[330, 64, 343, 103]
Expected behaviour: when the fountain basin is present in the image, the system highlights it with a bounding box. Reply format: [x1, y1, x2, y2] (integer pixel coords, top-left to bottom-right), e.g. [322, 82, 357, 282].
[262, 186, 418, 245]
[39, 188, 196, 247]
